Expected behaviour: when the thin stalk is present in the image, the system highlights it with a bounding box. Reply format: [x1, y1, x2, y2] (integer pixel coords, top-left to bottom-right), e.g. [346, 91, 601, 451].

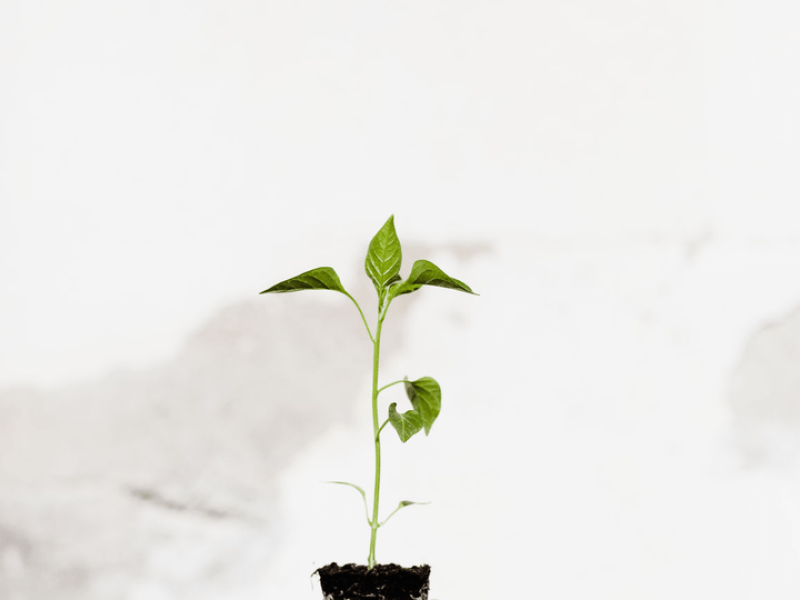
[367, 316, 384, 569]
[377, 380, 405, 395]
[344, 292, 374, 343]
[376, 418, 390, 441]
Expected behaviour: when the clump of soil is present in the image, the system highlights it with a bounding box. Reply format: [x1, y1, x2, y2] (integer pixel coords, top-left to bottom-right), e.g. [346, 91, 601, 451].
[315, 562, 431, 600]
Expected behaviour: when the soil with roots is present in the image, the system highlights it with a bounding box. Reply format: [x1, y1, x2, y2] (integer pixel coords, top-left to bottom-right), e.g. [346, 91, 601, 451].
[315, 563, 431, 600]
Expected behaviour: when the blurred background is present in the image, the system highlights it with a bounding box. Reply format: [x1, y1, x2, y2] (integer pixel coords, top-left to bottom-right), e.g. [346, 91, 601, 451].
[2, 1, 800, 598]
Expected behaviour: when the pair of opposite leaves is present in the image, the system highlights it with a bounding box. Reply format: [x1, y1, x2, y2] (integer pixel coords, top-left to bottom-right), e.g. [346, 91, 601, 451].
[259, 215, 477, 443]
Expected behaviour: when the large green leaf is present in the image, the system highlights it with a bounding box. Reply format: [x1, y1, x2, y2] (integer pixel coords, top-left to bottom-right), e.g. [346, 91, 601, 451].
[404, 377, 441, 435]
[389, 281, 421, 297]
[388, 402, 423, 443]
[365, 216, 403, 297]
[391, 259, 476, 298]
[259, 266, 348, 295]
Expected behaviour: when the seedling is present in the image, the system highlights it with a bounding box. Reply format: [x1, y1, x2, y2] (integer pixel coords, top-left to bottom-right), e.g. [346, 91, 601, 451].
[260, 215, 477, 569]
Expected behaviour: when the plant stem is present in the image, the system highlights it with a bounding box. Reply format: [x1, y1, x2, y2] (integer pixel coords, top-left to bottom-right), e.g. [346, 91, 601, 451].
[376, 418, 390, 440]
[367, 316, 385, 569]
[344, 292, 374, 343]
[377, 380, 405, 395]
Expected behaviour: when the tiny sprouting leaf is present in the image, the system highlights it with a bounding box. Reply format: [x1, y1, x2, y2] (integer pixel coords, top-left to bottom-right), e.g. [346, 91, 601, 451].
[390, 259, 476, 298]
[388, 402, 423, 443]
[259, 266, 348, 295]
[365, 215, 403, 297]
[379, 274, 403, 314]
[404, 377, 442, 435]
[378, 499, 431, 527]
[327, 480, 367, 498]
[326, 481, 370, 524]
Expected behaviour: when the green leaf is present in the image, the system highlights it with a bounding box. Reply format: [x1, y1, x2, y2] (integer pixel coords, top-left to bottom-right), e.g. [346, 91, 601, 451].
[389, 280, 421, 297]
[388, 402, 423, 443]
[365, 216, 403, 296]
[326, 481, 370, 525]
[259, 266, 348, 295]
[387, 377, 442, 442]
[379, 274, 404, 314]
[327, 480, 367, 498]
[404, 377, 441, 435]
[391, 259, 476, 298]
[379, 499, 431, 527]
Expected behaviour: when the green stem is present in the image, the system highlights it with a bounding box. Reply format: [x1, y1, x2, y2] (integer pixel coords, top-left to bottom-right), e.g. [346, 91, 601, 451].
[367, 316, 385, 569]
[345, 292, 374, 343]
[377, 380, 405, 395]
[376, 418, 389, 441]
[366, 294, 398, 569]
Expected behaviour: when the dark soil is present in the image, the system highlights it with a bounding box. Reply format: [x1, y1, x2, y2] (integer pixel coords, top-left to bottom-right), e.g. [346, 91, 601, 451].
[315, 562, 431, 600]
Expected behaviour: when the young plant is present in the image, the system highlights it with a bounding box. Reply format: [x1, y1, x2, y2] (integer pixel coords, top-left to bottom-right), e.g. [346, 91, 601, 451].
[259, 215, 477, 569]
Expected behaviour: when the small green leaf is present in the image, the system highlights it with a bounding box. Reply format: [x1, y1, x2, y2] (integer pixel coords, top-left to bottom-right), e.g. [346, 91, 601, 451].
[379, 499, 431, 527]
[387, 377, 442, 442]
[365, 216, 403, 296]
[326, 481, 370, 525]
[391, 259, 476, 298]
[404, 377, 442, 436]
[259, 266, 348, 295]
[379, 274, 403, 314]
[388, 402, 423, 443]
[327, 480, 367, 498]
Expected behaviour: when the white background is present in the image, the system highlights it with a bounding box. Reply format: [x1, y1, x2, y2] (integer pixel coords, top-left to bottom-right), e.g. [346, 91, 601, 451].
[1, 1, 800, 599]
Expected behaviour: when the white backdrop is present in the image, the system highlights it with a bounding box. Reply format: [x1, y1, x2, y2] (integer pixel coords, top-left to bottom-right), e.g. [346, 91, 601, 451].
[1, 1, 800, 599]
